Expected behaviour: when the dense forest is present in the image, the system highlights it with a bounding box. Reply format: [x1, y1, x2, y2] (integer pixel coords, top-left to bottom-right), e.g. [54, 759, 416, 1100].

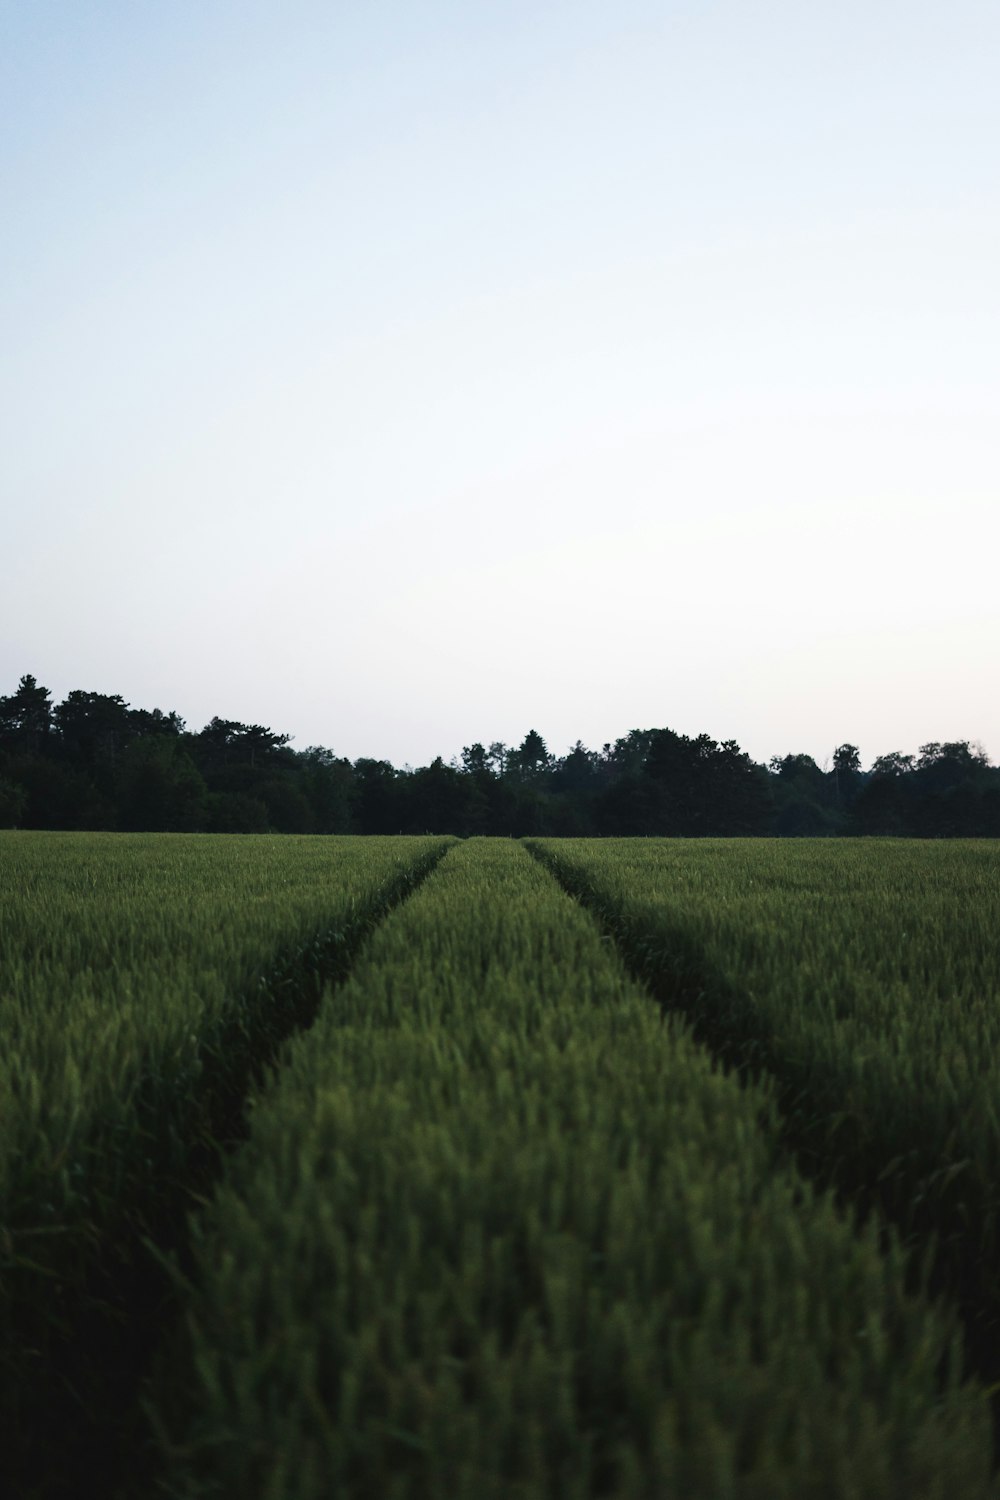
[1, 674, 998, 838]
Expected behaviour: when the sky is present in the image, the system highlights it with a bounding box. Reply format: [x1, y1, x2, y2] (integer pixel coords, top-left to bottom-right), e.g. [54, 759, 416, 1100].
[3, 0, 998, 771]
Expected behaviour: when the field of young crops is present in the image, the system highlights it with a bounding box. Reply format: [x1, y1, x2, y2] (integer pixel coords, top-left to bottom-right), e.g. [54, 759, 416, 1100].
[528, 840, 1000, 1348]
[0, 832, 450, 1495]
[1, 831, 998, 1498]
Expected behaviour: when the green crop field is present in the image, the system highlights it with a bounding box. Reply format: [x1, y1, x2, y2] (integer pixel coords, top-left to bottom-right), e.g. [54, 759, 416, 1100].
[1, 832, 998, 1498]
[528, 839, 1000, 1347]
[0, 831, 451, 1495]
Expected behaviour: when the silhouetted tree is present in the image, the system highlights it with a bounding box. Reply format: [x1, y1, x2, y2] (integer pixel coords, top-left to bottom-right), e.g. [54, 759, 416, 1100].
[204, 792, 271, 833]
[553, 741, 599, 794]
[53, 691, 133, 772]
[3, 670, 997, 837]
[4, 755, 111, 829]
[768, 752, 841, 835]
[712, 739, 773, 833]
[594, 773, 658, 835]
[128, 706, 186, 739]
[0, 776, 27, 827]
[831, 743, 862, 805]
[851, 772, 908, 835]
[461, 742, 492, 778]
[873, 751, 912, 777]
[508, 729, 550, 782]
[909, 741, 993, 835]
[117, 738, 207, 832]
[258, 778, 314, 833]
[195, 718, 291, 773]
[605, 729, 658, 778]
[299, 747, 353, 833]
[352, 758, 403, 833]
[409, 757, 476, 834]
[486, 742, 509, 777]
[0, 674, 52, 753]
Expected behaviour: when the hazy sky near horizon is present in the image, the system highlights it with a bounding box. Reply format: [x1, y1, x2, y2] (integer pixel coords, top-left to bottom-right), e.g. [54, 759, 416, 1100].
[3, 0, 998, 771]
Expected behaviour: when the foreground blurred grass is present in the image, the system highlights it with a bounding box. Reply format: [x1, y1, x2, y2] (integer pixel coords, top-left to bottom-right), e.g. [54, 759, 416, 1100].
[0, 831, 449, 1475]
[152, 839, 993, 1499]
[529, 838, 1000, 1351]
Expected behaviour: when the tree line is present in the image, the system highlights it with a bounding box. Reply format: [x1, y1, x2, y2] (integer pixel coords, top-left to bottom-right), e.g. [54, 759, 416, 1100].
[1, 674, 997, 837]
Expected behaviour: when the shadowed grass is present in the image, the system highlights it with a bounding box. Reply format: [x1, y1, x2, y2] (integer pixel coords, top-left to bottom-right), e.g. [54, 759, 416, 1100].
[150, 839, 993, 1499]
[526, 837, 1000, 1442]
[0, 832, 452, 1499]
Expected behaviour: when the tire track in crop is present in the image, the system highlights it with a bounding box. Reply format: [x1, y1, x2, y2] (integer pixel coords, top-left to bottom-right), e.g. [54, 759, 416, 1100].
[523, 839, 790, 1091]
[7, 840, 455, 1500]
[523, 837, 1000, 1464]
[148, 837, 995, 1498]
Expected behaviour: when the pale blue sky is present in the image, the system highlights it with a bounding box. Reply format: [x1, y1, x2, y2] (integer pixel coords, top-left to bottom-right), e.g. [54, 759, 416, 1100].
[3, 1, 997, 768]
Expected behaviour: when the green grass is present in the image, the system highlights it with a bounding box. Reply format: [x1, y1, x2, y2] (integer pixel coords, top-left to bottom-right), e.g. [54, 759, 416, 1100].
[528, 838, 1000, 1349]
[0, 830, 449, 1468]
[150, 839, 993, 1499]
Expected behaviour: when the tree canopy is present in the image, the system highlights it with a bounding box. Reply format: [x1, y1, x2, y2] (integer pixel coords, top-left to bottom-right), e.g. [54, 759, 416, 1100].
[1, 672, 997, 836]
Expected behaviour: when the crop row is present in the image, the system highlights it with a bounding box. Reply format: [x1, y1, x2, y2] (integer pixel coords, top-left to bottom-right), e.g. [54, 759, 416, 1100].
[148, 839, 992, 1499]
[0, 830, 450, 1491]
[527, 838, 1000, 1363]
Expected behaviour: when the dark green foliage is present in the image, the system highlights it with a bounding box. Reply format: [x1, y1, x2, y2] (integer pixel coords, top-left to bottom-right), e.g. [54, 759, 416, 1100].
[645, 731, 772, 835]
[299, 746, 353, 833]
[52, 689, 134, 772]
[117, 737, 207, 831]
[0, 775, 26, 827]
[507, 727, 551, 780]
[852, 741, 997, 837]
[0, 673, 52, 752]
[2, 672, 998, 835]
[204, 790, 271, 832]
[3, 753, 113, 828]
